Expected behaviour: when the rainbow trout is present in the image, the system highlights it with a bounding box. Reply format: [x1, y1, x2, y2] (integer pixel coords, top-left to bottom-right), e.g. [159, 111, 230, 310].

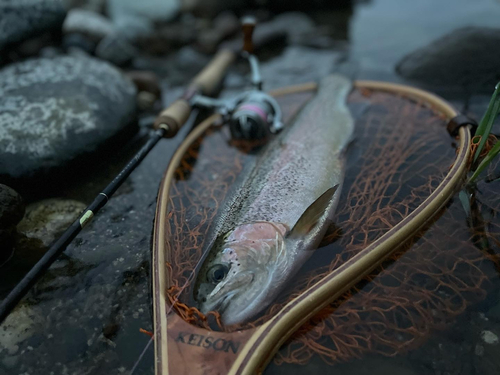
[193, 74, 354, 325]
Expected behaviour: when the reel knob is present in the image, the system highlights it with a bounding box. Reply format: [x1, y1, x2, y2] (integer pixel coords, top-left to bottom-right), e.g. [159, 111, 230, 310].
[228, 91, 283, 140]
[229, 100, 274, 140]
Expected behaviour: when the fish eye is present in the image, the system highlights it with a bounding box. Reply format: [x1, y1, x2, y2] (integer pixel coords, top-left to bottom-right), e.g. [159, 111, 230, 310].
[207, 264, 229, 284]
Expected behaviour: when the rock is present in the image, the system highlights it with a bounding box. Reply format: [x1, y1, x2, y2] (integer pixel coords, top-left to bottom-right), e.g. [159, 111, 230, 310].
[13, 33, 57, 59]
[133, 46, 210, 86]
[0, 184, 24, 261]
[258, 12, 317, 46]
[112, 13, 154, 42]
[0, 0, 66, 50]
[64, 0, 106, 14]
[259, 46, 344, 90]
[261, 0, 350, 13]
[62, 9, 115, 43]
[107, 0, 179, 41]
[142, 18, 199, 55]
[108, 0, 180, 23]
[95, 33, 138, 66]
[126, 70, 161, 99]
[196, 12, 239, 54]
[486, 299, 500, 322]
[39, 46, 64, 59]
[0, 55, 137, 184]
[0, 184, 25, 228]
[126, 71, 162, 111]
[16, 199, 86, 247]
[0, 305, 44, 356]
[182, 0, 243, 18]
[476, 333, 500, 374]
[396, 27, 500, 93]
[1, 355, 19, 369]
[63, 34, 97, 55]
[481, 330, 499, 345]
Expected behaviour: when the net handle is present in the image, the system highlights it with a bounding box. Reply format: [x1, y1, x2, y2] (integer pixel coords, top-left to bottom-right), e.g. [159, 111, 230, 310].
[152, 79, 471, 375]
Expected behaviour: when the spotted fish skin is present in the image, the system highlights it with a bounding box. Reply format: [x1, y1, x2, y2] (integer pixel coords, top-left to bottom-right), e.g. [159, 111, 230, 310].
[193, 75, 355, 325]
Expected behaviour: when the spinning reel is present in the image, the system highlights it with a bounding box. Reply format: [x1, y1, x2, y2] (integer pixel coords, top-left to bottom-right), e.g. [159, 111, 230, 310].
[191, 18, 283, 141]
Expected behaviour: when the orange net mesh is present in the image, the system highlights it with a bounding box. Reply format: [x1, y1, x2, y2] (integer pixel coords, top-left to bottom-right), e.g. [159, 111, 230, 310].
[162, 88, 500, 366]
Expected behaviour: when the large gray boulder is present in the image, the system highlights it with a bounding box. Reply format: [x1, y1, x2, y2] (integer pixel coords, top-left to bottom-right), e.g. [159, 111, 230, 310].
[0, 0, 66, 50]
[396, 27, 500, 92]
[0, 55, 137, 182]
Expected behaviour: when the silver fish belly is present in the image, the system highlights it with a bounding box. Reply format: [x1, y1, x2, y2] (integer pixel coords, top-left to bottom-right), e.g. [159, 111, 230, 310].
[193, 74, 355, 325]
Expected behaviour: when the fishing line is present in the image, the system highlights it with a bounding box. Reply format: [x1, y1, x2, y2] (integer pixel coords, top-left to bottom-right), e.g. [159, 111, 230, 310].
[130, 336, 154, 375]
[130, 244, 207, 373]
[0, 249, 15, 269]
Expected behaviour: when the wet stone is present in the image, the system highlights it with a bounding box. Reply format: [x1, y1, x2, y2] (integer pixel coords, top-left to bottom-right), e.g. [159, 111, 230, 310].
[259, 46, 345, 90]
[396, 27, 500, 93]
[196, 12, 239, 54]
[481, 330, 499, 345]
[0, 184, 24, 261]
[0, 305, 44, 357]
[112, 13, 154, 42]
[0, 0, 66, 50]
[95, 33, 138, 66]
[62, 33, 97, 55]
[16, 199, 86, 248]
[258, 12, 317, 46]
[0, 55, 137, 183]
[0, 184, 24, 228]
[108, 0, 180, 24]
[62, 9, 115, 43]
[181, 0, 241, 18]
[107, 0, 178, 41]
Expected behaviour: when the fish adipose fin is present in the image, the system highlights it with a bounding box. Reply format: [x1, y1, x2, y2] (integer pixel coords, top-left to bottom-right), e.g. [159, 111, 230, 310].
[288, 185, 339, 240]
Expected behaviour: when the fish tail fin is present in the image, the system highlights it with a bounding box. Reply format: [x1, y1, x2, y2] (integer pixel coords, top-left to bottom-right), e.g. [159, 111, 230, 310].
[319, 74, 356, 153]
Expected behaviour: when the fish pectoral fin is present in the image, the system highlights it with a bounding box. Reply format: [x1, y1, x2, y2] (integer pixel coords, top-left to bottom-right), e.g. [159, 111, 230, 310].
[288, 185, 339, 240]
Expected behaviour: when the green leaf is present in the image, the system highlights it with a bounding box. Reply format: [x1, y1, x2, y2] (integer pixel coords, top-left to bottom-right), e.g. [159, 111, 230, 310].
[474, 82, 500, 162]
[458, 189, 471, 217]
[469, 139, 500, 183]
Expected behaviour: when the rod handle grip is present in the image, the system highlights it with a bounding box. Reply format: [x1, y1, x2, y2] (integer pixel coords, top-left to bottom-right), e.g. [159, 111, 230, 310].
[191, 49, 236, 96]
[154, 99, 191, 138]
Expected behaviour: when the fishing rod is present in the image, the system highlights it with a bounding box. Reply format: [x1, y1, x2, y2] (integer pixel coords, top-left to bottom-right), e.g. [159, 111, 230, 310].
[0, 17, 279, 324]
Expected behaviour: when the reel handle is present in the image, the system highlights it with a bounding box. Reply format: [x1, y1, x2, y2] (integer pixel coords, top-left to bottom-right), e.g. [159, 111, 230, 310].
[153, 99, 192, 138]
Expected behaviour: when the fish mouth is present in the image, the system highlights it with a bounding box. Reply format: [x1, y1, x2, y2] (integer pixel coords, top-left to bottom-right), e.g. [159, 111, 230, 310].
[201, 292, 234, 316]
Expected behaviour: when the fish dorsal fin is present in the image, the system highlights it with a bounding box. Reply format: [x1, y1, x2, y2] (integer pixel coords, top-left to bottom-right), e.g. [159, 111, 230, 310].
[288, 185, 339, 240]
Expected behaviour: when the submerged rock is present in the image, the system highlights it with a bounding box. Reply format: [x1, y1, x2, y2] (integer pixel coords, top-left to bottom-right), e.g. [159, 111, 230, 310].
[16, 199, 86, 247]
[0, 0, 66, 50]
[396, 27, 500, 92]
[0, 304, 44, 356]
[0, 55, 137, 183]
[481, 330, 499, 345]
